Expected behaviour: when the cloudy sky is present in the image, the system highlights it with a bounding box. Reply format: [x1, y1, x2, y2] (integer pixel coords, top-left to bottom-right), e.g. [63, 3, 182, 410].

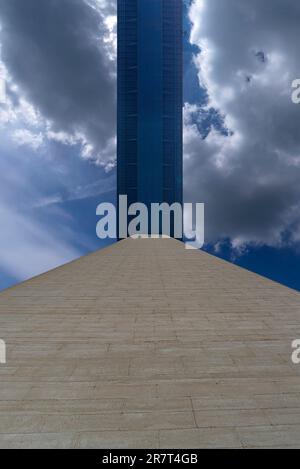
[0, 0, 300, 291]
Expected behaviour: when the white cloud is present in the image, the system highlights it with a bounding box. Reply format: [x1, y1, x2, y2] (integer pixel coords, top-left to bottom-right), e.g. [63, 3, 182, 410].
[0, 203, 80, 282]
[185, 0, 300, 251]
[0, 0, 117, 170]
[12, 129, 44, 150]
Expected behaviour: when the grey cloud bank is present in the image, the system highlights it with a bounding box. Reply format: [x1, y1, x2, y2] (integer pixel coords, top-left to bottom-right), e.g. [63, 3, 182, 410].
[0, 0, 116, 167]
[185, 0, 300, 251]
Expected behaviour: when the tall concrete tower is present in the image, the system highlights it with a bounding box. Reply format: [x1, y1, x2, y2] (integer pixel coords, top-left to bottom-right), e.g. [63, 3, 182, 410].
[117, 0, 183, 234]
[0, 237, 300, 448]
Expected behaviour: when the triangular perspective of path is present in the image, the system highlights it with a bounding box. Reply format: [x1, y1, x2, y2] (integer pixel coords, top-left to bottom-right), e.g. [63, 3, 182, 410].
[0, 237, 300, 449]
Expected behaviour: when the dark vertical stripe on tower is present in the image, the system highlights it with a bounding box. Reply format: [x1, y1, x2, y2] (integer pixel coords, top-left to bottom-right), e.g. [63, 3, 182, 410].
[137, 0, 163, 207]
[117, 0, 138, 208]
[162, 0, 183, 208]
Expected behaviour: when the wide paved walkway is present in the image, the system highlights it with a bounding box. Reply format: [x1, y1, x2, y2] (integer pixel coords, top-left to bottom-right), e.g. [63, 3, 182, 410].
[0, 238, 299, 448]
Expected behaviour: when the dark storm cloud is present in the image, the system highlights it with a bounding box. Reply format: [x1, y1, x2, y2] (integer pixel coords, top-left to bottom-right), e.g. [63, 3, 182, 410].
[0, 0, 116, 166]
[185, 0, 300, 250]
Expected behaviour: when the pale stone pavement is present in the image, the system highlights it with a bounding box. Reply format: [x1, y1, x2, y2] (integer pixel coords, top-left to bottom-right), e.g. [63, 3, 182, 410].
[0, 237, 300, 448]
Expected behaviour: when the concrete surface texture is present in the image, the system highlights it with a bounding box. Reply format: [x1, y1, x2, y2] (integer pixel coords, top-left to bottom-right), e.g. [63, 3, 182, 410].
[0, 237, 300, 449]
